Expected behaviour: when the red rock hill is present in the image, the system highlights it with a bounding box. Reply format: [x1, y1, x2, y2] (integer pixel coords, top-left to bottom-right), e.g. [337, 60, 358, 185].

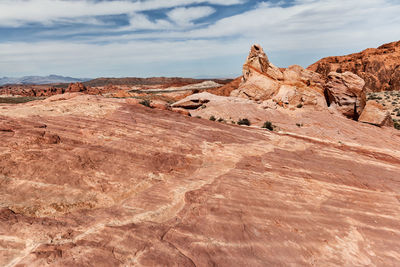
[308, 40, 400, 92]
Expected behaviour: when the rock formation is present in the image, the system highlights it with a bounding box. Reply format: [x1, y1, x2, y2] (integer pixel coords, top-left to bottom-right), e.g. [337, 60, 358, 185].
[0, 93, 399, 266]
[308, 40, 400, 92]
[359, 100, 394, 127]
[67, 82, 86, 92]
[324, 71, 366, 119]
[231, 44, 327, 108]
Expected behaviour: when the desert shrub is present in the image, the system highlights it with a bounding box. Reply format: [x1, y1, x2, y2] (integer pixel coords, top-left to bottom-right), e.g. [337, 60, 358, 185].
[262, 121, 274, 131]
[296, 123, 303, 127]
[209, 115, 216, 121]
[237, 118, 251, 126]
[139, 99, 151, 108]
[394, 122, 400, 130]
[297, 103, 303, 108]
[397, 111, 400, 117]
[217, 118, 225, 123]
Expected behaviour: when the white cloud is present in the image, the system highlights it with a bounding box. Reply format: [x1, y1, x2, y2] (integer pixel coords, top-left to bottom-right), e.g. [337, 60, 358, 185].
[1, 0, 400, 77]
[167, 6, 216, 27]
[124, 14, 173, 30]
[0, 0, 245, 27]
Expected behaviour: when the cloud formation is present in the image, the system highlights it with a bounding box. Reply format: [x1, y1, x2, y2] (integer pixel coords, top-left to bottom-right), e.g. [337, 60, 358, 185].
[0, 0, 399, 78]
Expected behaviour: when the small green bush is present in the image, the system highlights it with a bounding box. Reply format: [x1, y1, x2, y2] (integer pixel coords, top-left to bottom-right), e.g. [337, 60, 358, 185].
[237, 118, 251, 126]
[262, 121, 274, 131]
[217, 118, 225, 123]
[297, 103, 303, 108]
[394, 122, 400, 130]
[209, 116, 216, 121]
[296, 123, 303, 127]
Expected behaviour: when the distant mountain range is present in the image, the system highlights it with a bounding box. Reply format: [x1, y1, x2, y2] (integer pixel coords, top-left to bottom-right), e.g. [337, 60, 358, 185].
[0, 75, 91, 86]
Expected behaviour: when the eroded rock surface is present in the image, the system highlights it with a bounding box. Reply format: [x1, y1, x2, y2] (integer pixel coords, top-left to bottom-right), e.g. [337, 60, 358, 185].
[0, 94, 400, 266]
[231, 45, 327, 108]
[359, 100, 394, 127]
[308, 40, 400, 92]
[324, 71, 366, 119]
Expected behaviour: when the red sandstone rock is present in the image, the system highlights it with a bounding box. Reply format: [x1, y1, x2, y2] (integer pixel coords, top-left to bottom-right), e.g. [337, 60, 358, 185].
[150, 100, 170, 110]
[359, 100, 394, 127]
[308, 40, 400, 92]
[324, 71, 366, 119]
[171, 107, 191, 116]
[112, 90, 131, 98]
[67, 82, 86, 93]
[231, 45, 326, 108]
[0, 95, 399, 266]
[125, 98, 141, 105]
[206, 77, 242, 96]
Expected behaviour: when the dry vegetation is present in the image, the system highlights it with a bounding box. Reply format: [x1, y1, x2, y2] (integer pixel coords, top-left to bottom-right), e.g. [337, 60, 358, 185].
[367, 90, 400, 129]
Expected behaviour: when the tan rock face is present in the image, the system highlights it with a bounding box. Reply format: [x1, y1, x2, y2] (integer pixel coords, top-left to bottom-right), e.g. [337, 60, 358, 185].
[308, 40, 400, 92]
[0, 95, 400, 266]
[324, 71, 366, 119]
[359, 100, 394, 127]
[242, 44, 283, 81]
[231, 45, 326, 108]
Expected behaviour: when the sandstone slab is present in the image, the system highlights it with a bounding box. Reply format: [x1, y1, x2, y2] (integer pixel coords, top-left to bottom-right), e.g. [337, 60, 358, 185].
[0, 93, 399, 266]
[359, 100, 394, 127]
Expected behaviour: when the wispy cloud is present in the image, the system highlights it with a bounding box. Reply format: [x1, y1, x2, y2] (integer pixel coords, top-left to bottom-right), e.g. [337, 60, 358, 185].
[0, 0, 245, 27]
[167, 6, 216, 27]
[0, 0, 399, 77]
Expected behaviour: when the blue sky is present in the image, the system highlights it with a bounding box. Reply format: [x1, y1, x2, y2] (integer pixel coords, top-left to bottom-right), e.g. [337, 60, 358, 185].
[0, 0, 399, 78]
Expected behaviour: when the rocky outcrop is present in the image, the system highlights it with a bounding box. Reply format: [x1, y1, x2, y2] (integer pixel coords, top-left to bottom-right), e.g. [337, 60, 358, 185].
[359, 100, 394, 127]
[231, 45, 327, 108]
[67, 82, 86, 92]
[0, 82, 102, 97]
[324, 71, 366, 119]
[308, 40, 400, 92]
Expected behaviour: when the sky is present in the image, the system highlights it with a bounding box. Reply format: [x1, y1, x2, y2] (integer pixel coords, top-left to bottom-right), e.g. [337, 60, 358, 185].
[0, 0, 399, 78]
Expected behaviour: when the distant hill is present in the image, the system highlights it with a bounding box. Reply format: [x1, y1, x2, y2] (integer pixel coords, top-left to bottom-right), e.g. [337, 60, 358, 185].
[83, 77, 232, 87]
[0, 75, 91, 86]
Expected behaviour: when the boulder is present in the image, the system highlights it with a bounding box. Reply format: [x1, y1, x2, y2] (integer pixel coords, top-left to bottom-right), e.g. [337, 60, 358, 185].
[172, 93, 212, 109]
[359, 101, 393, 127]
[324, 71, 366, 119]
[150, 100, 170, 110]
